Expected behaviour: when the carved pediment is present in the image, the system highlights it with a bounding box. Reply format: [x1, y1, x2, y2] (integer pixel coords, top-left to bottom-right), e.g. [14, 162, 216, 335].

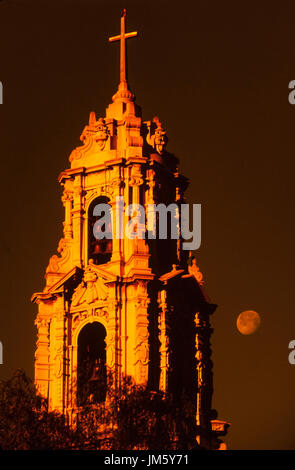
[71, 265, 109, 307]
[86, 260, 117, 283]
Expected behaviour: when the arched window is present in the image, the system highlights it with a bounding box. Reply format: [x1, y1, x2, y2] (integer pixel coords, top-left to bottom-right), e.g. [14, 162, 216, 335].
[77, 322, 107, 405]
[88, 196, 112, 265]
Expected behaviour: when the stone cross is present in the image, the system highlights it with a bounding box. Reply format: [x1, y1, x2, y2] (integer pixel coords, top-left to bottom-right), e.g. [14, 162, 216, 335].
[109, 9, 138, 84]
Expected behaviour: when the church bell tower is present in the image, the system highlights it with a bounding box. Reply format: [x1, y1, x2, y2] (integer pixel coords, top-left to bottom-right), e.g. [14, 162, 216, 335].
[32, 10, 229, 449]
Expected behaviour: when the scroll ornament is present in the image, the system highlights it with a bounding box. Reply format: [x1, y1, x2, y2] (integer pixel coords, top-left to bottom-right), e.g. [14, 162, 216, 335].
[146, 116, 168, 155]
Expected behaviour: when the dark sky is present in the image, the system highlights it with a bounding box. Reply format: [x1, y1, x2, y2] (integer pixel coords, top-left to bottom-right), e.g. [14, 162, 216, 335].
[0, 0, 295, 450]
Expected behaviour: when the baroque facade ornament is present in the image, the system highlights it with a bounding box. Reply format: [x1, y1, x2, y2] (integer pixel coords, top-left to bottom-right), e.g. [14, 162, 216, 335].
[129, 164, 143, 187]
[188, 256, 204, 285]
[69, 112, 111, 162]
[72, 266, 109, 307]
[146, 116, 168, 155]
[94, 117, 110, 150]
[46, 237, 72, 274]
[80, 113, 110, 150]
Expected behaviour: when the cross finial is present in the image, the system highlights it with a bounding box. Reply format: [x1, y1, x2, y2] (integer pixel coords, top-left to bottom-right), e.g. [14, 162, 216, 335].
[109, 9, 138, 86]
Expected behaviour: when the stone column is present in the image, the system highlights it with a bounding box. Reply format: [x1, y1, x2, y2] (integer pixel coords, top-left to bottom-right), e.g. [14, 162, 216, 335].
[49, 311, 66, 413]
[35, 316, 50, 399]
[129, 165, 146, 255]
[109, 166, 124, 270]
[106, 297, 120, 392]
[129, 164, 143, 206]
[145, 167, 156, 239]
[194, 310, 214, 448]
[72, 175, 83, 267]
[61, 190, 73, 239]
[134, 281, 150, 385]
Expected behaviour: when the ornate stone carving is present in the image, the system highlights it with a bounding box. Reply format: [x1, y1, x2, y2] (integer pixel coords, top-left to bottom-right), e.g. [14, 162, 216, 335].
[71, 266, 109, 307]
[54, 347, 63, 379]
[188, 256, 204, 285]
[46, 238, 71, 274]
[61, 190, 73, 205]
[134, 335, 149, 364]
[35, 317, 50, 328]
[129, 164, 143, 187]
[99, 185, 114, 199]
[73, 183, 83, 198]
[94, 117, 110, 150]
[72, 310, 88, 330]
[146, 116, 168, 155]
[133, 281, 150, 383]
[46, 255, 60, 273]
[72, 309, 109, 336]
[106, 332, 116, 370]
[85, 188, 98, 203]
[69, 112, 110, 162]
[93, 308, 109, 322]
[194, 310, 214, 440]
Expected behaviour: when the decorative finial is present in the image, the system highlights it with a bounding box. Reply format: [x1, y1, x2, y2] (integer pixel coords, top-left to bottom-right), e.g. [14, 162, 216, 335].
[146, 117, 168, 155]
[109, 9, 138, 88]
[89, 111, 96, 126]
[188, 256, 204, 285]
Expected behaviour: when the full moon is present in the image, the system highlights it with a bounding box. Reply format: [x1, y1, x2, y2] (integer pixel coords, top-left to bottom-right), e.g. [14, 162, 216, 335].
[236, 310, 261, 335]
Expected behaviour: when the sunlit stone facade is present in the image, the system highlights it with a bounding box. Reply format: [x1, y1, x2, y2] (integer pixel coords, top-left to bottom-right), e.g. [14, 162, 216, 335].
[32, 11, 229, 449]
